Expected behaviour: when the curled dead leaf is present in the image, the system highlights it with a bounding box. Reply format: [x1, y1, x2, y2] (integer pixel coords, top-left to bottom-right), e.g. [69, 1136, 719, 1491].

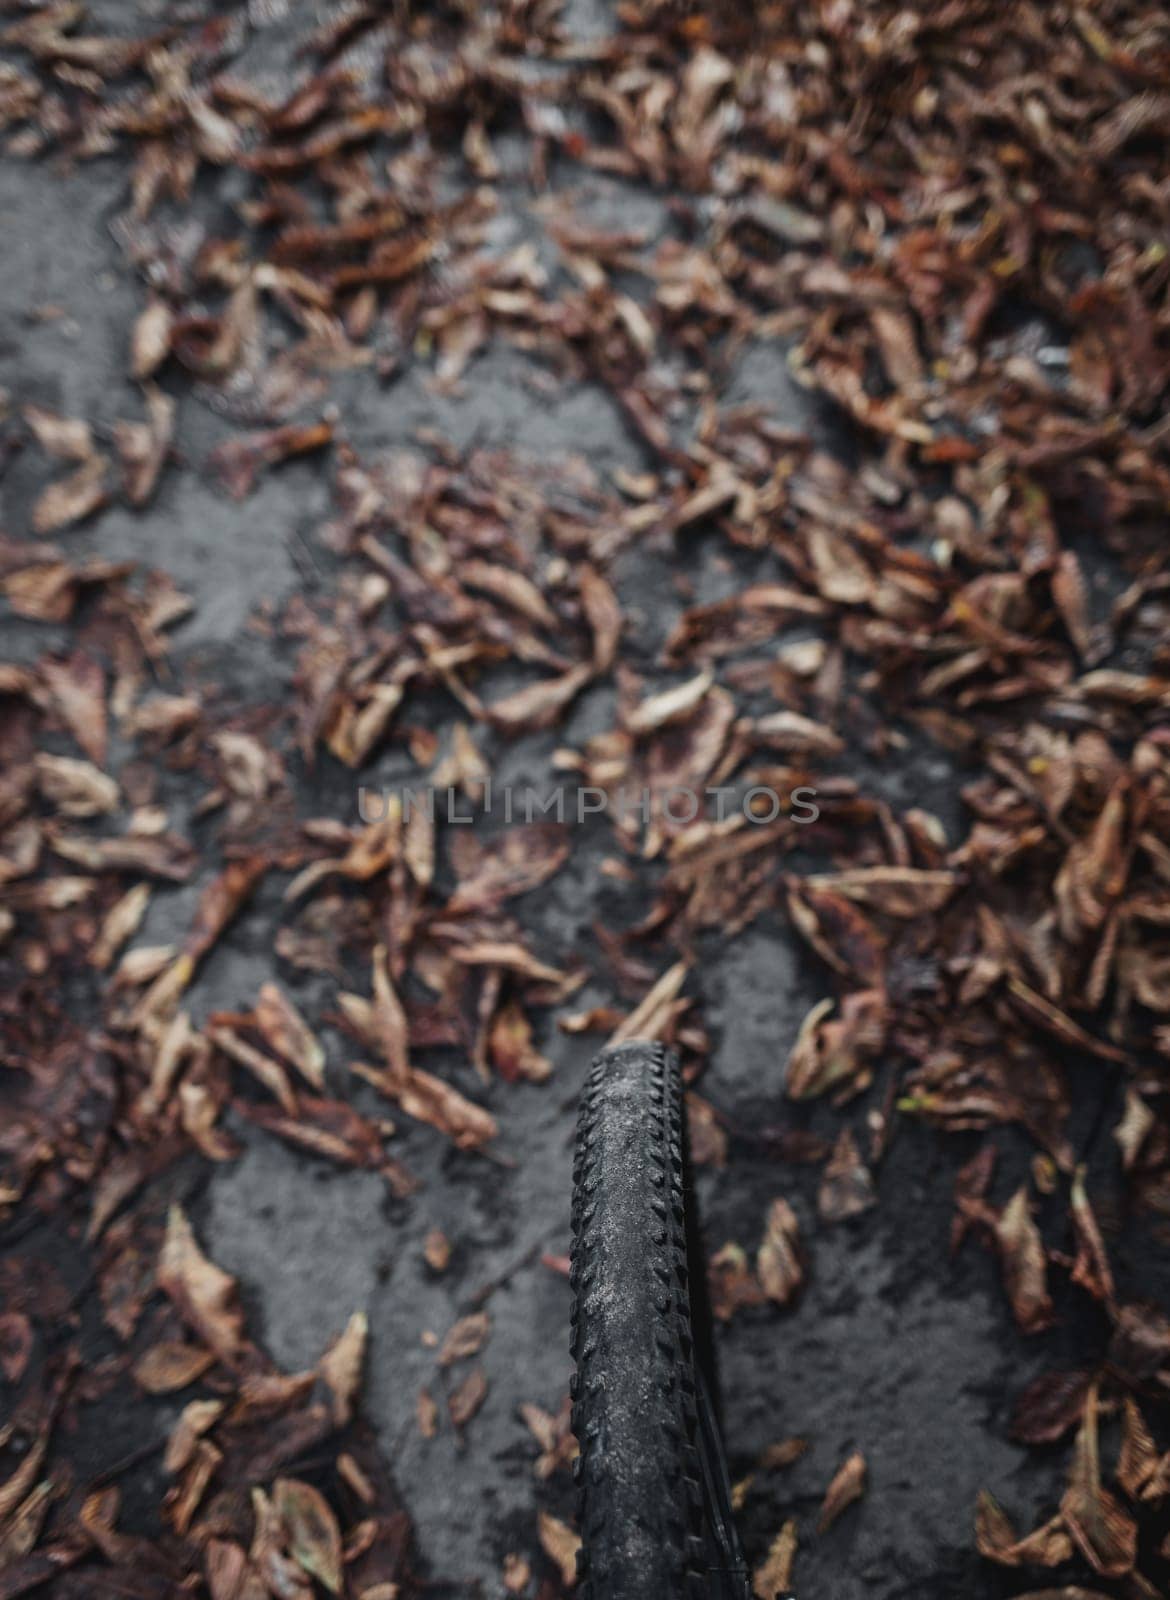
[818, 1450, 866, 1534]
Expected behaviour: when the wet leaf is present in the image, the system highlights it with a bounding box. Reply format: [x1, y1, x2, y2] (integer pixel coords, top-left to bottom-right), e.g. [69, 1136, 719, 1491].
[41, 651, 107, 764]
[818, 1450, 866, 1534]
[625, 671, 712, 735]
[448, 1366, 488, 1430]
[157, 1205, 245, 1364]
[437, 1312, 490, 1368]
[1069, 1167, 1115, 1310]
[32, 453, 108, 534]
[1117, 1397, 1158, 1499]
[818, 1128, 877, 1223]
[133, 1340, 216, 1395]
[757, 1198, 803, 1308]
[976, 1493, 1073, 1569]
[752, 1519, 796, 1599]
[24, 404, 94, 461]
[114, 385, 174, 506]
[995, 1187, 1054, 1335]
[254, 982, 325, 1090]
[537, 1510, 579, 1588]
[131, 298, 174, 379]
[1009, 1370, 1093, 1447]
[274, 1477, 343, 1594]
[35, 752, 119, 817]
[1061, 1386, 1138, 1577]
[487, 663, 594, 734]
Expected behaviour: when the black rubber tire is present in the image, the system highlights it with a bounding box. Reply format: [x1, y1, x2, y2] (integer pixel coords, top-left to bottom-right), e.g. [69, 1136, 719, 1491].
[570, 1040, 750, 1600]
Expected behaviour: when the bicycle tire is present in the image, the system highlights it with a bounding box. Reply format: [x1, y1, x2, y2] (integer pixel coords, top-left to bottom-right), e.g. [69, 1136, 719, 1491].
[570, 1040, 752, 1600]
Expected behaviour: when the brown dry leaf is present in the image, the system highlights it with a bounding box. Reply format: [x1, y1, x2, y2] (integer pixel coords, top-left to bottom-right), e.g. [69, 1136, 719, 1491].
[489, 1000, 552, 1083]
[447, 824, 569, 912]
[995, 1187, 1053, 1335]
[1069, 1167, 1115, 1310]
[3, 557, 82, 622]
[41, 651, 108, 764]
[448, 1366, 488, 1430]
[757, 1198, 803, 1308]
[752, 1519, 796, 1599]
[354, 1057, 498, 1151]
[450, 942, 572, 987]
[437, 1311, 490, 1368]
[35, 752, 119, 817]
[487, 663, 594, 734]
[537, 1510, 579, 1588]
[787, 884, 885, 987]
[318, 1310, 368, 1424]
[164, 1398, 223, 1474]
[625, 670, 713, 735]
[1055, 784, 1129, 944]
[1052, 550, 1094, 660]
[1009, 1370, 1093, 1447]
[90, 884, 152, 971]
[1060, 1386, 1138, 1577]
[123, 692, 202, 741]
[785, 992, 884, 1103]
[807, 527, 872, 603]
[144, 856, 267, 1016]
[751, 709, 842, 757]
[1114, 1088, 1154, 1172]
[133, 1340, 216, 1395]
[975, 1493, 1073, 1569]
[156, 1205, 245, 1364]
[131, 297, 174, 379]
[417, 1388, 439, 1440]
[0, 1413, 51, 1528]
[759, 1438, 808, 1471]
[208, 1023, 297, 1112]
[818, 1128, 877, 1223]
[185, 858, 269, 968]
[1006, 978, 1127, 1065]
[503, 1551, 531, 1593]
[1117, 1398, 1158, 1499]
[403, 797, 435, 889]
[371, 943, 410, 1086]
[460, 560, 558, 630]
[520, 1398, 576, 1479]
[424, 1229, 451, 1272]
[114, 385, 175, 506]
[0, 1478, 53, 1567]
[274, 1477, 343, 1594]
[686, 1093, 728, 1167]
[24, 404, 94, 461]
[805, 867, 958, 918]
[32, 453, 109, 534]
[608, 961, 689, 1044]
[208, 418, 334, 501]
[579, 565, 622, 672]
[203, 1538, 261, 1600]
[709, 1243, 767, 1321]
[818, 1450, 866, 1534]
[51, 828, 196, 883]
[179, 1081, 240, 1163]
[255, 981, 326, 1090]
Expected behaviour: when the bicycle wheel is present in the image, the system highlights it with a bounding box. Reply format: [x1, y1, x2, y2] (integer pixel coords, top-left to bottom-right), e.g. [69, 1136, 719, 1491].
[570, 1040, 752, 1599]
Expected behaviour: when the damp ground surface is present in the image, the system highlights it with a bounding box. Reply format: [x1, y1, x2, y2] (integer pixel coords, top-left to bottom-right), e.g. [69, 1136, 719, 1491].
[3, 5, 1170, 1600]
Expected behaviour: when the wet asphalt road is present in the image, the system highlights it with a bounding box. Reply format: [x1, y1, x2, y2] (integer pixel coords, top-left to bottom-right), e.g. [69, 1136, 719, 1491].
[2, 4, 1149, 1595]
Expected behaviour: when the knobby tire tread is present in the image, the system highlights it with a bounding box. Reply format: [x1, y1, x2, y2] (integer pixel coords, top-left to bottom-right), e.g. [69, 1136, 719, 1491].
[570, 1041, 713, 1600]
